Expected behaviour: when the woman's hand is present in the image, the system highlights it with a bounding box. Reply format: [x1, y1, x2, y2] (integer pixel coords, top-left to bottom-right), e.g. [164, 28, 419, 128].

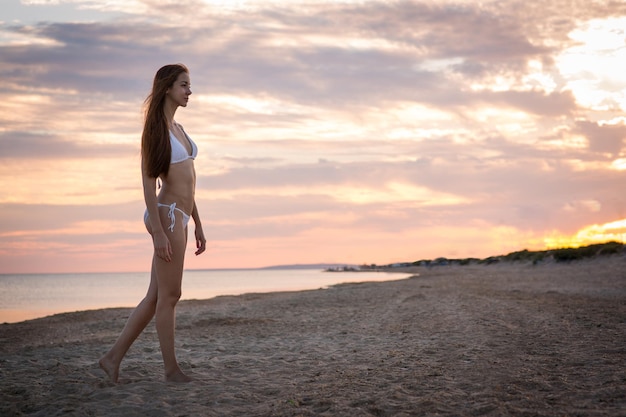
[153, 231, 173, 262]
[194, 225, 207, 256]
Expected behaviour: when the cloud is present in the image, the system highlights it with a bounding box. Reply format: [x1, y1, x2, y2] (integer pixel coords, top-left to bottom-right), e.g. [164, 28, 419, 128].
[575, 120, 626, 156]
[0, 131, 133, 159]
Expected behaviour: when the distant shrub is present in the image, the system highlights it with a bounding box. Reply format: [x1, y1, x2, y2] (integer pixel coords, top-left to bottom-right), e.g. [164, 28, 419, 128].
[552, 248, 583, 262]
[551, 241, 624, 262]
[479, 256, 500, 265]
[503, 249, 532, 262]
[597, 241, 624, 255]
[458, 258, 480, 265]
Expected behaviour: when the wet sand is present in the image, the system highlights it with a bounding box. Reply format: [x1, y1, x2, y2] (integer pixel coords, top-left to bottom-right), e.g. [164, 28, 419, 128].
[1, 257, 624, 416]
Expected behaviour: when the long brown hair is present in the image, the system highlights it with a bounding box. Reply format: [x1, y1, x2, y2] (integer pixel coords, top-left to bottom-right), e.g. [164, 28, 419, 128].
[141, 63, 189, 178]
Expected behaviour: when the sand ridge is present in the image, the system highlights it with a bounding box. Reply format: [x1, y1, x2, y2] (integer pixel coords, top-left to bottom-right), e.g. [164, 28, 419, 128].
[1, 257, 625, 416]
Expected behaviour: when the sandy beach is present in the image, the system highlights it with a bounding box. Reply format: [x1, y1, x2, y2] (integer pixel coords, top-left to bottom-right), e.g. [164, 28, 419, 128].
[1, 257, 625, 416]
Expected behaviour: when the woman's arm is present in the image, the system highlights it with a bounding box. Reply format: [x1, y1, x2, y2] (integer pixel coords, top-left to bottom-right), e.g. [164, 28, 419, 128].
[142, 158, 173, 262]
[191, 201, 206, 255]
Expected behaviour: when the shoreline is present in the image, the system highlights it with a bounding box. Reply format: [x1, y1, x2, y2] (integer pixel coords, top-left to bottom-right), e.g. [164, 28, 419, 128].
[0, 269, 413, 325]
[1, 257, 624, 416]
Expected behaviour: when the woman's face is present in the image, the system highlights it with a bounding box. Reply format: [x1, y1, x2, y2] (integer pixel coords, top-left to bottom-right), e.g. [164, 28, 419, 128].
[166, 72, 192, 107]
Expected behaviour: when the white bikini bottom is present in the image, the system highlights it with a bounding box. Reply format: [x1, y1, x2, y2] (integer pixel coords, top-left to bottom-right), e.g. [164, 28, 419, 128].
[144, 202, 190, 232]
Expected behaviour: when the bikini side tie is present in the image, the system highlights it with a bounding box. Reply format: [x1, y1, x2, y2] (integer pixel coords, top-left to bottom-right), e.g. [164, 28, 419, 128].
[165, 202, 177, 232]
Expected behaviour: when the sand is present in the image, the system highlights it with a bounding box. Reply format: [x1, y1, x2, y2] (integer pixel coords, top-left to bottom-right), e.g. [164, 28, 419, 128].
[1, 257, 625, 416]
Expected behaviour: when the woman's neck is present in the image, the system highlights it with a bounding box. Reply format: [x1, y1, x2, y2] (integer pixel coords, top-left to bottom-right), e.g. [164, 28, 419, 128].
[163, 100, 178, 127]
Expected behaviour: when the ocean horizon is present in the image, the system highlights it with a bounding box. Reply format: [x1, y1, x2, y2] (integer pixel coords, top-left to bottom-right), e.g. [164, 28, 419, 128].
[0, 267, 414, 324]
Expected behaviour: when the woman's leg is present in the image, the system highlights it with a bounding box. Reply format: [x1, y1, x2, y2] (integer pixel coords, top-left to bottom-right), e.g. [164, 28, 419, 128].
[154, 216, 191, 382]
[99, 263, 158, 383]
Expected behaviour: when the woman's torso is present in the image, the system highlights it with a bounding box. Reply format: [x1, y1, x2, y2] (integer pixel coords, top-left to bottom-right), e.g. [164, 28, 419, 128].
[157, 128, 197, 214]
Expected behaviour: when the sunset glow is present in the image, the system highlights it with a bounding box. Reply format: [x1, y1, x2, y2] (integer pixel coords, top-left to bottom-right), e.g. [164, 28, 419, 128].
[1, 0, 625, 273]
[544, 219, 626, 250]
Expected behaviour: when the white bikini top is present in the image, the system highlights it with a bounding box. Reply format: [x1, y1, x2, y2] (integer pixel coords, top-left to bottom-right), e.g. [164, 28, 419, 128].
[170, 130, 197, 164]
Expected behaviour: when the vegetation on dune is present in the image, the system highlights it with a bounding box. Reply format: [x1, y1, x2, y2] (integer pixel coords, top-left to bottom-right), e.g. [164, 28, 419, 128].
[498, 241, 624, 264]
[352, 241, 625, 271]
[427, 241, 624, 266]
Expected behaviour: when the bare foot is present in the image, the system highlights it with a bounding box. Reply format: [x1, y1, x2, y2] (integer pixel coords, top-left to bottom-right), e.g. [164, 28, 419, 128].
[165, 369, 192, 383]
[98, 355, 120, 384]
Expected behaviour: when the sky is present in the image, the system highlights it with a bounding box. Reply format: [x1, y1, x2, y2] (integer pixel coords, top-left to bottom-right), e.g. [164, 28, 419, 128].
[0, 0, 625, 274]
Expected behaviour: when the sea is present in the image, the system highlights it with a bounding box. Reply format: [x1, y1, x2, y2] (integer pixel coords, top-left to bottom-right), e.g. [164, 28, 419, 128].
[0, 268, 413, 324]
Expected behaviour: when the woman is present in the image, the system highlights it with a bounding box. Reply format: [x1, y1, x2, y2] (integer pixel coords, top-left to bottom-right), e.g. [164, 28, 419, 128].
[99, 64, 206, 383]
